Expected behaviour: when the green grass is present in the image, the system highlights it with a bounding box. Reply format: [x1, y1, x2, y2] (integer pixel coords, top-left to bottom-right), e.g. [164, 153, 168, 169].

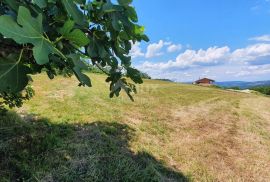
[1, 73, 270, 181]
[0, 112, 187, 182]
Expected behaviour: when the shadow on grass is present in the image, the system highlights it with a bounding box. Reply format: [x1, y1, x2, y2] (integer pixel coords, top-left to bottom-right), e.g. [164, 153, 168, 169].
[0, 112, 189, 182]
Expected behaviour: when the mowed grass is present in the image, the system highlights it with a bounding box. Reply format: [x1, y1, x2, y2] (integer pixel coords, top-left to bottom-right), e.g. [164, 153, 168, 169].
[1, 73, 270, 181]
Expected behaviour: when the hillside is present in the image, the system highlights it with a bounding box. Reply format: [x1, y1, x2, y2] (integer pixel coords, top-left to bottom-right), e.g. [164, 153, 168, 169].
[216, 80, 270, 89]
[1, 73, 270, 181]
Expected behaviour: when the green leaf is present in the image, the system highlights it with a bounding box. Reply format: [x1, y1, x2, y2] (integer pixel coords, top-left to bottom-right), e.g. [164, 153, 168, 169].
[111, 13, 121, 31]
[0, 0, 149, 103]
[126, 6, 137, 22]
[110, 80, 122, 97]
[4, 0, 20, 12]
[68, 54, 91, 87]
[120, 55, 131, 67]
[74, 0, 85, 4]
[141, 34, 150, 42]
[96, 43, 108, 58]
[59, 20, 89, 47]
[59, 20, 75, 35]
[87, 38, 98, 58]
[109, 57, 118, 69]
[0, 54, 31, 93]
[69, 54, 88, 70]
[117, 0, 132, 6]
[119, 31, 130, 40]
[0, 6, 59, 65]
[33, 0, 47, 8]
[48, 0, 56, 3]
[102, 1, 115, 12]
[124, 40, 131, 52]
[65, 29, 89, 47]
[74, 68, 91, 87]
[109, 79, 135, 101]
[61, 0, 85, 26]
[134, 25, 145, 35]
[103, 2, 123, 13]
[126, 67, 143, 84]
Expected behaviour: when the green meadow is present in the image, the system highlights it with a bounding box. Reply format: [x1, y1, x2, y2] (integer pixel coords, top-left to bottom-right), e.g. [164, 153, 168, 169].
[1, 73, 270, 181]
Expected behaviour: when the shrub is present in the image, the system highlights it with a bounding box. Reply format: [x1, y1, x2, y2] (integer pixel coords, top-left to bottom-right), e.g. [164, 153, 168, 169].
[250, 86, 270, 95]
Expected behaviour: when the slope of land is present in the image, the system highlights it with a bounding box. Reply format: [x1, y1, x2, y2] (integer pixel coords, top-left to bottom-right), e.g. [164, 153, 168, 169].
[1, 74, 270, 182]
[216, 80, 270, 89]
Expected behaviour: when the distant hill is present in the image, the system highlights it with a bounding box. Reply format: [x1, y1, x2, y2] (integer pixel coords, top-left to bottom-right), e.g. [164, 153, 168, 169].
[216, 80, 270, 89]
[153, 78, 174, 82]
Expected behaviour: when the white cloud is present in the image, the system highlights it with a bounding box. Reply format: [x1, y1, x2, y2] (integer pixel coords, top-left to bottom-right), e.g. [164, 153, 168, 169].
[142, 42, 270, 64]
[231, 43, 270, 63]
[186, 44, 192, 49]
[175, 46, 230, 66]
[130, 40, 183, 59]
[224, 64, 270, 78]
[183, 72, 192, 77]
[129, 42, 144, 58]
[145, 40, 165, 58]
[235, 71, 251, 77]
[137, 43, 270, 81]
[249, 35, 270, 42]
[234, 64, 270, 77]
[246, 64, 270, 74]
[225, 71, 235, 75]
[167, 44, 182, 53]
[164, 41, 172, 46]
[140, 43, 270, 73]
[140, 46, 230, 70]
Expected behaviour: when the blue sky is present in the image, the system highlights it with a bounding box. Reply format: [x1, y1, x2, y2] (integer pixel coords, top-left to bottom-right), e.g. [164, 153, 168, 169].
[129, 0, 270, 82]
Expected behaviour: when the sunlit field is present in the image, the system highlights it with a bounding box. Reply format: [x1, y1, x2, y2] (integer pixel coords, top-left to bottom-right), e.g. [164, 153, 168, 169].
[1, 73, 270, 181]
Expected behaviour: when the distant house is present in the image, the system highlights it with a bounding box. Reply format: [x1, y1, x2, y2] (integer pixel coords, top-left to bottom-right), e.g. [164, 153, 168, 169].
[193, 78, 215, 86]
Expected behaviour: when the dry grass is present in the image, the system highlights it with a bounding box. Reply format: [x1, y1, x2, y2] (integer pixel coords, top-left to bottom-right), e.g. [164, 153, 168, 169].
[1, 73, 270, 181]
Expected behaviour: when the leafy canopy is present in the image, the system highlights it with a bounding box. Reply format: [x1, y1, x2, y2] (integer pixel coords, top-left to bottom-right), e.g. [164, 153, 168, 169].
[0, 0, 149, 111]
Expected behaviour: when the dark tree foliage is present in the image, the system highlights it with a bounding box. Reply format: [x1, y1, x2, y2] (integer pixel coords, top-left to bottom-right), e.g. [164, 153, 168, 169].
[251, 86, 270, 95]
[139, 72, 151, 79]
[0, 0, 149, 112]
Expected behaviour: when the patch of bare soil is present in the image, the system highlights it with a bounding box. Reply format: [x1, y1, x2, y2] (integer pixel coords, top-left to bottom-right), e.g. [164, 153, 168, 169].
[165, 97, 270, 181]
[45, 90, 74, 101]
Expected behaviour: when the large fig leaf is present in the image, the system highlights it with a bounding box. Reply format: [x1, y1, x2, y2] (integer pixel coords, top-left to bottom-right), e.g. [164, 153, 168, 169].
[0, 54, 31, 93]
[68, 54, 91, 87]
[33, 0, 47, 8]
[4, 0, 20, 12]
[61, 0, 85, 26]
[59, 20, 89, 47]
[0, 6, 58, 65]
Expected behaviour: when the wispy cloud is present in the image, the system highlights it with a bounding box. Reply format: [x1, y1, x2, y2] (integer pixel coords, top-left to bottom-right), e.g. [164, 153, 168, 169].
[130, 42, 144, 58]
[167, 44, 182, 53]
[234, 64, 270, 77]
[131, 40, 183, 59]
[145, 40, 165, 58]
[249, 35, 270, 42]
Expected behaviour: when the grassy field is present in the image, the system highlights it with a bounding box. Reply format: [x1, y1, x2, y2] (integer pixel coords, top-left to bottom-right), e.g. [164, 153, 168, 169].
[1, 73, 270, 181]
